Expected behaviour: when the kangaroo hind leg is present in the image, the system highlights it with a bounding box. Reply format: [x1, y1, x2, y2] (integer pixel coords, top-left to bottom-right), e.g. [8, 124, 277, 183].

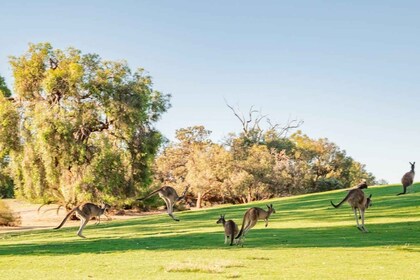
[77, 218, 89, 238]
[360, 209, 368, 233]
[163, 197, 179, 221]
[353, 208, 362, 231]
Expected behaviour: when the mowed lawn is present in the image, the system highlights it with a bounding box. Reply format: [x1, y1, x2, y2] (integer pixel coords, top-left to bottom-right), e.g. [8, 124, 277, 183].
[1, 183, 420, 280]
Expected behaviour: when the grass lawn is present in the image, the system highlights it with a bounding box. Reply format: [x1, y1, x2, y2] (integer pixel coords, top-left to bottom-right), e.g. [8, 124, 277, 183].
[1, 183, 420, 279]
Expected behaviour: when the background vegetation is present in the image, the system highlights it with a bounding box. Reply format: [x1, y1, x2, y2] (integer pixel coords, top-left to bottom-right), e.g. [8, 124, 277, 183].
[0, 200, 20, 226]
[0, 43, 376, 211]
[0, 43, 170, 209]
[0, 183, 419, 279]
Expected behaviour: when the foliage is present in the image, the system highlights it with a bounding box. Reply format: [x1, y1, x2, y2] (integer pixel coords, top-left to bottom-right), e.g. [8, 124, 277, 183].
[0, 78, 18, 198]
[155, 123, 376, 206]
[2, 43, 170, 206]
[0, 75, 11, 97]
[0, 200, 20, 226]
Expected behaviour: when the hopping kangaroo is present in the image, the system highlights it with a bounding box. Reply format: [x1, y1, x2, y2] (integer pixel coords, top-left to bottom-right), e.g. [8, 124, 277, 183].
[235, 204, 275, 245]
[330, 189, 372, 232]
[136, 186, 188, 221]
[216, 214, 239, 246]
[54, 202, 111, 238]
[398, 162, 415, 196]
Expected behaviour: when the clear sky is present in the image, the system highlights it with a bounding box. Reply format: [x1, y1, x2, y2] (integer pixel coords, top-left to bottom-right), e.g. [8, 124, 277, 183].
[1, 0, 419, 184]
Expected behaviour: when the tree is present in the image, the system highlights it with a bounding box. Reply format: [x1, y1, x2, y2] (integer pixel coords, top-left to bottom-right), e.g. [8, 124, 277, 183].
[226, 103, 303, 149]
[0, 76, 18, 197]
[0, 76, 11, 98]
[4, 43, 170, 206]
[154, 126, 218, 208]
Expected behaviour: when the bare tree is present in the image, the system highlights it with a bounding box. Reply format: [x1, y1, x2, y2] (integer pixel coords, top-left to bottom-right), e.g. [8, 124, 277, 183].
[225, 102, 303, 144]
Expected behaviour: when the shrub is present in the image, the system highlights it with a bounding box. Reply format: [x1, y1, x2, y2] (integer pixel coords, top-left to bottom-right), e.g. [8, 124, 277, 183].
[0, 200, 21, 226]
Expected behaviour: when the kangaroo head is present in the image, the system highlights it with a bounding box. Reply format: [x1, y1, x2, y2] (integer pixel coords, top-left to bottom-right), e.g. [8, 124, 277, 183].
[101, 203, 111, 211]
[216, 214, 225, 224]
[409, 162, 416, 172]
[366, 194, 372, 208]
[266, 204, 276, 214]
[358, 179, 368, 189]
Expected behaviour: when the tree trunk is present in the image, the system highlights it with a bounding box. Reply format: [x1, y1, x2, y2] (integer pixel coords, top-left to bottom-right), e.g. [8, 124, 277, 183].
[196, 192, 202, 209]
[247, 187, 252, 203]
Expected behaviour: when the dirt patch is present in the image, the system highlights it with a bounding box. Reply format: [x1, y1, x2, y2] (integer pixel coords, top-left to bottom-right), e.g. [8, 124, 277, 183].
[0, 199, 160, 233]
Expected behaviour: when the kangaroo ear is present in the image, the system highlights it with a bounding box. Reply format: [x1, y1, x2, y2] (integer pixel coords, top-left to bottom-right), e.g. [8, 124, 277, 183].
[266, 204, 270, 208]
[270, 204, 273, 208]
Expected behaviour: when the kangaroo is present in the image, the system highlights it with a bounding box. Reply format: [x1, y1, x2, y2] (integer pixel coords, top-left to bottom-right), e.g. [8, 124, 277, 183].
[136, 186, 188, 221]
[330, 189, 372, 232]
[398, 162, 415, 196]
[356, 179, 368, 189]
[216, 214, 239, 246]
[235, 204, 275, 245]
[54, 202, 111, 238]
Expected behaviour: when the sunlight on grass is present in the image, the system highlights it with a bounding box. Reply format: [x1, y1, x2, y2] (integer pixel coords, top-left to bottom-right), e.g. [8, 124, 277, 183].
[1, 183, 420, 279]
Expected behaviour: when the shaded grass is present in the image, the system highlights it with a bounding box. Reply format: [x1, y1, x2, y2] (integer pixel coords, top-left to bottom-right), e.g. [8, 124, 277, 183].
[1, 183, 420, 279]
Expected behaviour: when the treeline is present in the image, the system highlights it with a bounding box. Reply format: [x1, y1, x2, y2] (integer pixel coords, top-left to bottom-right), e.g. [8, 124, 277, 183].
[0, 43, 375, 210]
[153, 124, 375, 208]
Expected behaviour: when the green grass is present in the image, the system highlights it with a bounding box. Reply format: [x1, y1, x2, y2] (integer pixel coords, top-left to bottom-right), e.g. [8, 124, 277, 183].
[1, 183, 420, 279]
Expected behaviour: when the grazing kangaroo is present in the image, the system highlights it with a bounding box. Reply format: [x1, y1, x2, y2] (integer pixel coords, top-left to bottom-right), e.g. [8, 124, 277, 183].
[235, 204, 275, 245]
[398, 162, 415, 196]
[136, 186, 188, 221]
[330, 189, 372, 232]
[54, 202, 111, 238]
[216, 214, 239, 246]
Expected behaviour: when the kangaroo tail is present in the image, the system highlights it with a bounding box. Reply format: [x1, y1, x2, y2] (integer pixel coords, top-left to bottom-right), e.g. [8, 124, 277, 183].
[330, 191, 352, 208]
[397, 186, 407, 196]
[230, 223, 235, 246]
[136, 188, 163, 201]
[236, 214, 248, 239]
[54, 207, 77, 230]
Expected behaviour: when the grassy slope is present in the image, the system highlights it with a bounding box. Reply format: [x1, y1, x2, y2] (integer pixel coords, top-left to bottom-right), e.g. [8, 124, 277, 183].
[1, 183, 420, 280]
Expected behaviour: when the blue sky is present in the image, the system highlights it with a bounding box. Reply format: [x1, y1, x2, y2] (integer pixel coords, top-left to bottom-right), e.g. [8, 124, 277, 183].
[1, 0, 419, 183]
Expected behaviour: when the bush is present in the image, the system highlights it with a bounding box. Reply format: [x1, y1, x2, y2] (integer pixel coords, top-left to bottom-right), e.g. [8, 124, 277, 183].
[0, 176, 14, 198]
[0, 200, 21, 226]
[315, 178, 344, 192]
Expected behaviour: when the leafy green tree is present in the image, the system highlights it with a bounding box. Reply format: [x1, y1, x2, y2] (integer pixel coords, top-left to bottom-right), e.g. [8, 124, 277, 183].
[0, 76, 11, 97]
[4, 43, 170, 205]
[290, 131, 375, 193]
[0, 77, 18, 197]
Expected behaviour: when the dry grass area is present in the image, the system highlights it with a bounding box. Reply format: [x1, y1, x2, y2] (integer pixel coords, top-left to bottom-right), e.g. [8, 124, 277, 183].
[0, 199, 159, 233]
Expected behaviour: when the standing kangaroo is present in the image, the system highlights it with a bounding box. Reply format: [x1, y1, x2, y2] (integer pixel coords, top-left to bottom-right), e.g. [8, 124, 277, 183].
[330, 189, 372, 232]
[235, 204, 275, 245]
[136, 186, 188, 221]
[216, 214, 239, 246]
[397, 162, 415, 196]
[54, 202, 111, 238]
